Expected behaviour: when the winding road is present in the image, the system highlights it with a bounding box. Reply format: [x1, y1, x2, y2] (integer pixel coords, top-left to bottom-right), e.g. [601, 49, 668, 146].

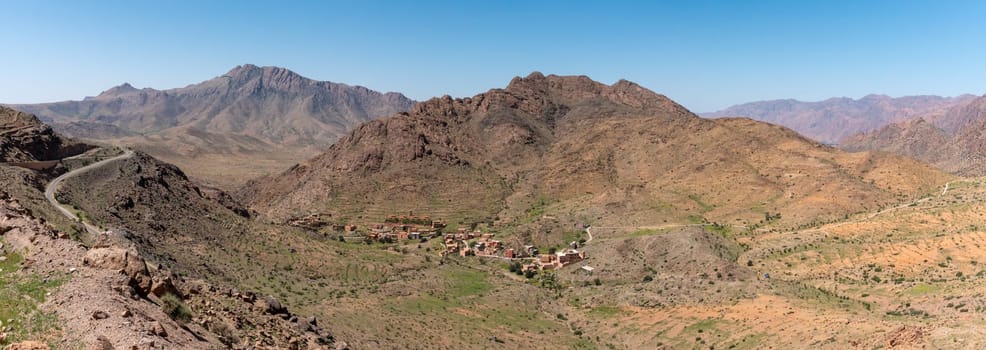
[44, 149, 134, 236]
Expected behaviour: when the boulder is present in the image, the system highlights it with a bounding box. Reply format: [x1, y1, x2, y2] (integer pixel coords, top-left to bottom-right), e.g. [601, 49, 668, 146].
[261, 295, 288, 315]
[83, 247, 152, 295]
[150, 321, 167, 337]
[149, 275, 179, 298]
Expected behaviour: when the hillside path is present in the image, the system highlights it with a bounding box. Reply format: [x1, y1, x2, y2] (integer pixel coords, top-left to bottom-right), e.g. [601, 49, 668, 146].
[44, 149, 134, 235]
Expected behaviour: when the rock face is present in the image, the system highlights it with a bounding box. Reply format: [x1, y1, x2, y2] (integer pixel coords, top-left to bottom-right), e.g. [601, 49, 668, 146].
[242, 72, 949, 245]
[704, 94, 975, 144]
[841, 95, 986, 175]
[0, 106, 89, 162]
[84, 247, 153, 296]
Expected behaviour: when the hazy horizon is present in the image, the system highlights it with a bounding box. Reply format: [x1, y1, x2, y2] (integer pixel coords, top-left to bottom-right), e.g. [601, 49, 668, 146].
[4, 0, 986, 112]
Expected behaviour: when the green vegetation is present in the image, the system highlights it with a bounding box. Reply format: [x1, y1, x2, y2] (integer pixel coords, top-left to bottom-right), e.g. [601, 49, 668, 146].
[161, 293, 193, 323]
[687, 214, 707, 224]
[588, 305, 626, 318]
[905, 283, 941, 296]
[444, 269, 491, 298]
[0, 249, 66, 346]
[684, 319, 719, 333]
[688, 194, 715, 213]
[627, 228, 661, 237]
[705, 222, 731, 236]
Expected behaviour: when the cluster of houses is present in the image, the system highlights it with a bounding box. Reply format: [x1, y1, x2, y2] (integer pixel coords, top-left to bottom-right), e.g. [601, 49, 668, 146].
[523, 247, 588, 272]
[365, 215, 447, 242]
[442, 229, 509, 257]
[289, 212, 590, 273]
[441, 229, 588, 272]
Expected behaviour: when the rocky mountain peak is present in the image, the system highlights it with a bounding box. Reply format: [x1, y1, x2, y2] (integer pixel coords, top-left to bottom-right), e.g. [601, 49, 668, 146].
[222, 64, 311, 92]
[96, 82, 140, 98]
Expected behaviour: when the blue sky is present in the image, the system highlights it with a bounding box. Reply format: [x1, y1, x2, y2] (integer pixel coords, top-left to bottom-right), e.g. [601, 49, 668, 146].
[3, 0, 986, 112]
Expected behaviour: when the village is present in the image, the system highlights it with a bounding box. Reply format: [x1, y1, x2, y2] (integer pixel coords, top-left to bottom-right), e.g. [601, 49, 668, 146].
[288, 213, 589, 272]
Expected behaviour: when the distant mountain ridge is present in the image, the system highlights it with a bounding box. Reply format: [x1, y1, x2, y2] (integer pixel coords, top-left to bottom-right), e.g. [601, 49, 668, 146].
[842, 94, 986, 175]
[13, 64, 414, 147]
[705, 94, 975, 144]
[6, 64, 416, 187]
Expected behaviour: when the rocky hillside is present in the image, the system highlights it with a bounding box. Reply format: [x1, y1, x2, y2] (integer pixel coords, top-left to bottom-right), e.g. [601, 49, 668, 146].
[243, 73, 950, 246]
[705, 94, 974, 144]
[8, 65, 415, 187]
[56, 152, 256, 282]
[842, 95, 986, 175]
[0, 106, 88, 162]
[0, 189, 341, 349]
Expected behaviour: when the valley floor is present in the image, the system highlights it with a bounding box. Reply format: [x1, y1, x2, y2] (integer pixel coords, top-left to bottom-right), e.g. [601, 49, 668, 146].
[7, 152, 986, 349]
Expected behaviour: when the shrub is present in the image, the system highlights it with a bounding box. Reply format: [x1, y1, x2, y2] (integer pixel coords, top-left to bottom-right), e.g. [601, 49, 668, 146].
[508, 261, 523, 275]
[161, 293, 192, 323]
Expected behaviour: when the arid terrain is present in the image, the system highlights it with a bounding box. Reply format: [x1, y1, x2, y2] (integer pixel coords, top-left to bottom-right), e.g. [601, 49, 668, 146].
[842, 95, 986, 176]
[705, 94, 975, 145]
[8, 65, 414, 189]
[3, 72, 986, 350]
[242, 73, 949, 248]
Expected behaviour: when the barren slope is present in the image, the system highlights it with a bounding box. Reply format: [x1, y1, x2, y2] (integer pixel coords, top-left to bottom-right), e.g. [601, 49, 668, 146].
[243, 73, 950, 247]
[9, 65, 415, 188]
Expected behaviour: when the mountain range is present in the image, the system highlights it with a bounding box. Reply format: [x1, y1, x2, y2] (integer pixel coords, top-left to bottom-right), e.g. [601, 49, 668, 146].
[705, 94, 976, 144]
[8, 64, 415, 187]
[842, 94, 986, 175]
[2, 69, 975, 349]
[242, 72, 948, 246]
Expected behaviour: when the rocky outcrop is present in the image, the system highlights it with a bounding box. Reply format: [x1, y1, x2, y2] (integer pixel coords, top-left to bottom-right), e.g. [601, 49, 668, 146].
[83, 247, 152, 296]
[0, 106, 89, 162]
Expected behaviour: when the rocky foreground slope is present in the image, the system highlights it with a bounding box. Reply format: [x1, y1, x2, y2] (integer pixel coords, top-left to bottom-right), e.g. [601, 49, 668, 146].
[0, 190, 342, 349]
[242, 72, 950, 246]
[0, 106, 345, 349]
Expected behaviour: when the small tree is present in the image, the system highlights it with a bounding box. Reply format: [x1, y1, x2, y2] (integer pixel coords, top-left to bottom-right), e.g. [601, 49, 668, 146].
[508, 261, 523, 275]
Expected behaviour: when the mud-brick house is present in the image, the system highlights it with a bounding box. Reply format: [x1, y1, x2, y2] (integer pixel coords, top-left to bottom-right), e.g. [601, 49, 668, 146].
[504, 248, 516, 259]
[557, 249, 586, 265]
